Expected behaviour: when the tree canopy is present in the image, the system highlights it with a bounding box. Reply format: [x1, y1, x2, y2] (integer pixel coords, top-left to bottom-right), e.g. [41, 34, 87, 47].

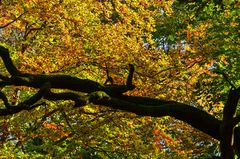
[0, 0, 239, 158]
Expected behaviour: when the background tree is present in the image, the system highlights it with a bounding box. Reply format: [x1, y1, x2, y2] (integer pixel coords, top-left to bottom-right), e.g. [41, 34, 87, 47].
[0, 0, 239, 158]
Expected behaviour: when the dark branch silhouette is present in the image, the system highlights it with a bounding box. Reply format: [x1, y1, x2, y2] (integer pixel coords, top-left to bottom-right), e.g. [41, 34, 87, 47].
[0, 45, 239, 158]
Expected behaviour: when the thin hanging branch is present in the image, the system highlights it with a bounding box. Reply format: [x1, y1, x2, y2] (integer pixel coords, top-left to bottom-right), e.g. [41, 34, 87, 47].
[221, 72, 236, 89]
[104, 63, 114, 85]
[0, 12, 26, 29]
[215, 70, 236, 89]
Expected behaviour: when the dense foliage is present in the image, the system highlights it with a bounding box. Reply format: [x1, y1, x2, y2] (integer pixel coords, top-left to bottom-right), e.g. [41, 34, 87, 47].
[0, 0, 239, 158]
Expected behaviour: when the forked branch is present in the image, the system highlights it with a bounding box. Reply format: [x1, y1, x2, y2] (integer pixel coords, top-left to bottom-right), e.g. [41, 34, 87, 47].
[0, 46, 240, 157]
[0, 82, 51, 116]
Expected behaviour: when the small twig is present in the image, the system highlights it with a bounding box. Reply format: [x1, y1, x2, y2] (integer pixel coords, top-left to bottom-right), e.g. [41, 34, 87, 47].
[0, 12, 26, 29]
[215, 71, 236, 89]
[232, 116, 240, 128]
[221, 72, 236, 89]
[104, 63, 114, 85]
[29, 108, 60, 132]
[61, 111, 75, 133]
[24, 21, 46, 40]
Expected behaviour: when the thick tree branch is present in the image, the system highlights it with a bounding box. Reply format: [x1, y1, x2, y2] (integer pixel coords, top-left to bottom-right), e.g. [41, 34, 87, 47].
[0, 46, 134, 95]
[0, 74, 9, 81]
[126, 64, 135, 89]
[220, 87, 240, 159]
[223, 87, 240, 120]
[0, 46, 240, 157]
[44, 91, 89, 107]
[103, 64, 136, 95]
[0, 91, 11, 108]
[0, 45, 229, 140]
[0, 82, 50, 116]
[0, 46, 21, 76]
[23, 82, 51, 105]
[94, 97, 221, 140]
[0, 102, 46, 116]
[44, 91, 110, 107]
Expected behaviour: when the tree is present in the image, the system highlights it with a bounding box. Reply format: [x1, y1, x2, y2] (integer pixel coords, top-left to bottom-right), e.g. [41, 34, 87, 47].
[0, 0, 239, 158]
[0, 45, 239, 158]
